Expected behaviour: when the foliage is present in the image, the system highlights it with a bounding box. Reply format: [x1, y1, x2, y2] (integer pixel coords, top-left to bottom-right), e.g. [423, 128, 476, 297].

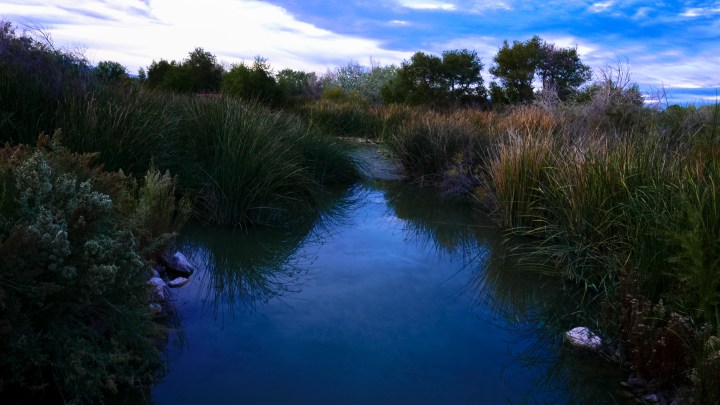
[381, 50, 487, 108]
[145, 48, 223, 93]
[221, 57, 282, 105]
[320, 61, 398, 104]
[277, 68, 322, 104]
[0, 135, 176, 403]
[0, 21, 91, 145]
[0, 23, 361, 228]
[94, 60, 128, 84]
[490, 36, 590, 104]
[171, 97, 360, 226]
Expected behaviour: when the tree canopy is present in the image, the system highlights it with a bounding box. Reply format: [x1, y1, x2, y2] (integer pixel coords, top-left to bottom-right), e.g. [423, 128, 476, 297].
[145, 47, 223, 93]
[221, 57, 282, 105]
[489, 36, 591, 104]
[381, 49, 487, 108]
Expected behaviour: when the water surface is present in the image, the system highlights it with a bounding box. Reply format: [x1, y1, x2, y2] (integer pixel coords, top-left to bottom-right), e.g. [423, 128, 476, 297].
[152, 149, 625, 404]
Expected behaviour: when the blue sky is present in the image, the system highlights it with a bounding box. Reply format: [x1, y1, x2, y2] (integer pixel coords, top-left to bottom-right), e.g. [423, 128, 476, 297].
[2, 0, 719, 104]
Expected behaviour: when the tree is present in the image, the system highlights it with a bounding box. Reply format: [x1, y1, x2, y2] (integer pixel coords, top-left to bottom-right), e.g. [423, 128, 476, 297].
[144, 48, 223, 93]
[221, 57, 282, 105]
[319, 61, 398, 104]
[537, 43, 592, 101]
[94, 60, 128, 84]
[146, 59, 173, 89]
[183, 47, 223, 93]
[489, 37, 542, 104]
[440, 49, 487, 105]
[489, 36, 591, 104]
[277, 68, 321, 103]
[381, 49, 486, 107]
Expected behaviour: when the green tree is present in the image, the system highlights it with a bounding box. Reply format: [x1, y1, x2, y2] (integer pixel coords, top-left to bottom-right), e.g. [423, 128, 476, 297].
[146, 59, 174, 89]
[221, 57, 282, 105]
[489, 36, 591, 104]
[144, 48, 223, 93]
[277, 68, 320, 103]
[440, 49, 487, 105]
[489, 37, 542, 104]
[537, 43, 592, 101]
[183, 47, 223, 93]
[94, 60, 128, 84]
[381, 50, 486, 107]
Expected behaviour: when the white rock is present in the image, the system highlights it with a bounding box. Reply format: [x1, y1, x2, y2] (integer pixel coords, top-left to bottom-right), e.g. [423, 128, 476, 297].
[148, 277, 167, 301]
[162, 251, 195, 277]
[565, 326, 602, 350]
[168, 277, 188, 288]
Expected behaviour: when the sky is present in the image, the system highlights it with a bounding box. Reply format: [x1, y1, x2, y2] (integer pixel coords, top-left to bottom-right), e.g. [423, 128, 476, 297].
[2, 0, 719, 104]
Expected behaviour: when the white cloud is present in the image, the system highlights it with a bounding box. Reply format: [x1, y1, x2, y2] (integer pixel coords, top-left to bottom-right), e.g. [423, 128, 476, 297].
[589, 1, 613, 13]
[681, 7, 720, 17]
[398, 1, 457, 11]
[3, 0, 412, 73]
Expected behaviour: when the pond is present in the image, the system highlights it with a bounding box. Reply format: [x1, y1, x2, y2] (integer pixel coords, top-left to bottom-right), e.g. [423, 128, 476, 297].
[151, 145, 627, 404]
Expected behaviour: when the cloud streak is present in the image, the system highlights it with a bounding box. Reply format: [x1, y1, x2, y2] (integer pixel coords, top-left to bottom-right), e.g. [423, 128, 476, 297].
[2, 0, 718, 103]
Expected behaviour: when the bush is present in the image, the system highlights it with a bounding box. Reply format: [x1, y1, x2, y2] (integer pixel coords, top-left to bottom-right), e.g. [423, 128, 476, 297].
[0, 135, 182, 403]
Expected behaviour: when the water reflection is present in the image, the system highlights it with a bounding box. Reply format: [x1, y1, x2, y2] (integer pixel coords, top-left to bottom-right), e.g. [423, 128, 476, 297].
[154, 176, 626, 404]
[377, 180, 626, 404]
[173, 185, 363, 318]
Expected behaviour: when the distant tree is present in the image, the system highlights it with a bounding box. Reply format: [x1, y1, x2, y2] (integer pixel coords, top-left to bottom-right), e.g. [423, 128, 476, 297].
[536, 43, 592, 101]
[489, 36, 591, 104]
[277, 68, 321, 103]
[183, 47, 223, 93]
[440, 49, 487, 105]
[94, 60, 128, 84]
[146, 59, 173, 89]
[144, 48, 223, 93]
[137, 67, 147, 82]
[489, 37, 542, 104]
[381, 49, 486, 107]
[221, 57, 282, 105]
[320, 61, 398, 104]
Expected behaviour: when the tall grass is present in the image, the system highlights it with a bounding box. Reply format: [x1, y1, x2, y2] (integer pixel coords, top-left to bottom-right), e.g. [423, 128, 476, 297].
[382, 97, 720, 399]
[173, 96, 359, 226]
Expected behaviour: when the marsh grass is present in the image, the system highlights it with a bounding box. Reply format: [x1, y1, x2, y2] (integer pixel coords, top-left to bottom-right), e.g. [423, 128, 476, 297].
[381, 97, 720, 398]
[292, 99, 384, 139]
[173, 96, 361, 226]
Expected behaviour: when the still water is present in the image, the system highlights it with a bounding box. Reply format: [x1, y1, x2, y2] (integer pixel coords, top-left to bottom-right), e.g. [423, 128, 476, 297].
[152, 148, 626, 404]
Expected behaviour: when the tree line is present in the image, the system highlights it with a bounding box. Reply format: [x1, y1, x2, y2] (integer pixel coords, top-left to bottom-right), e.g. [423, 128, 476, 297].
[98, 36, 594, 108]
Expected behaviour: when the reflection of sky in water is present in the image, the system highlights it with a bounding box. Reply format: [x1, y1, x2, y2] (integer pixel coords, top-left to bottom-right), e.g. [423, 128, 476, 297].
[153, 182, 624, 404]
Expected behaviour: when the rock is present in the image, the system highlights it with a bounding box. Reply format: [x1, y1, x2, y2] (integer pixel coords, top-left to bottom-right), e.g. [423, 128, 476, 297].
[628, 377, 647, 388]
[148, 277, 168, 301]
[152, 264, 165, 277]
[643, 394, 659, 403]
[168, 277, 188, 288]
[565, 326, 603, 350]
[149, 303, 163, 315]
[161, 251, 195, 277]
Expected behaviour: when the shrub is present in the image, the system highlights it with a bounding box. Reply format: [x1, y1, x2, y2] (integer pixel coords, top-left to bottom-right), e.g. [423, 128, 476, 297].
[0, 135, 180, 403]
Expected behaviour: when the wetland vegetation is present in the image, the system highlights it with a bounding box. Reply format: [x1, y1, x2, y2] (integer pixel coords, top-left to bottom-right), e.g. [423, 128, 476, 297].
[1, 20, 718, 403]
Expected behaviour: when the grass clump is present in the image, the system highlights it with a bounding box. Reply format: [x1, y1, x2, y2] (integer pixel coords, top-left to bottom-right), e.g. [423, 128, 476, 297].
[383, 93, 720, 399]
[173, 97, 360, 226]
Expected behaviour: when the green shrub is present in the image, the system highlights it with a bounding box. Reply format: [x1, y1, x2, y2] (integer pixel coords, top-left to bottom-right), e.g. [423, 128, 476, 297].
[0, 135, 176, 403]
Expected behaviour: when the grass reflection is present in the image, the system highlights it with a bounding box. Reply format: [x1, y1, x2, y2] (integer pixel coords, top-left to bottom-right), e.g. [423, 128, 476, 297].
[173, 185, 362, 319]
[377, 179, 627, 403]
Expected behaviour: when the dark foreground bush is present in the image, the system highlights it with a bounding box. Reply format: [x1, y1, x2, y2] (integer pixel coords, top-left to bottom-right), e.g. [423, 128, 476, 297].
[0, 135, 184, 403]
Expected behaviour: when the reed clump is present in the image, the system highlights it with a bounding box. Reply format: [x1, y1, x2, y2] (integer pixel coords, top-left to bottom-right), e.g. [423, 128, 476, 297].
[381, 95, 720, 400]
